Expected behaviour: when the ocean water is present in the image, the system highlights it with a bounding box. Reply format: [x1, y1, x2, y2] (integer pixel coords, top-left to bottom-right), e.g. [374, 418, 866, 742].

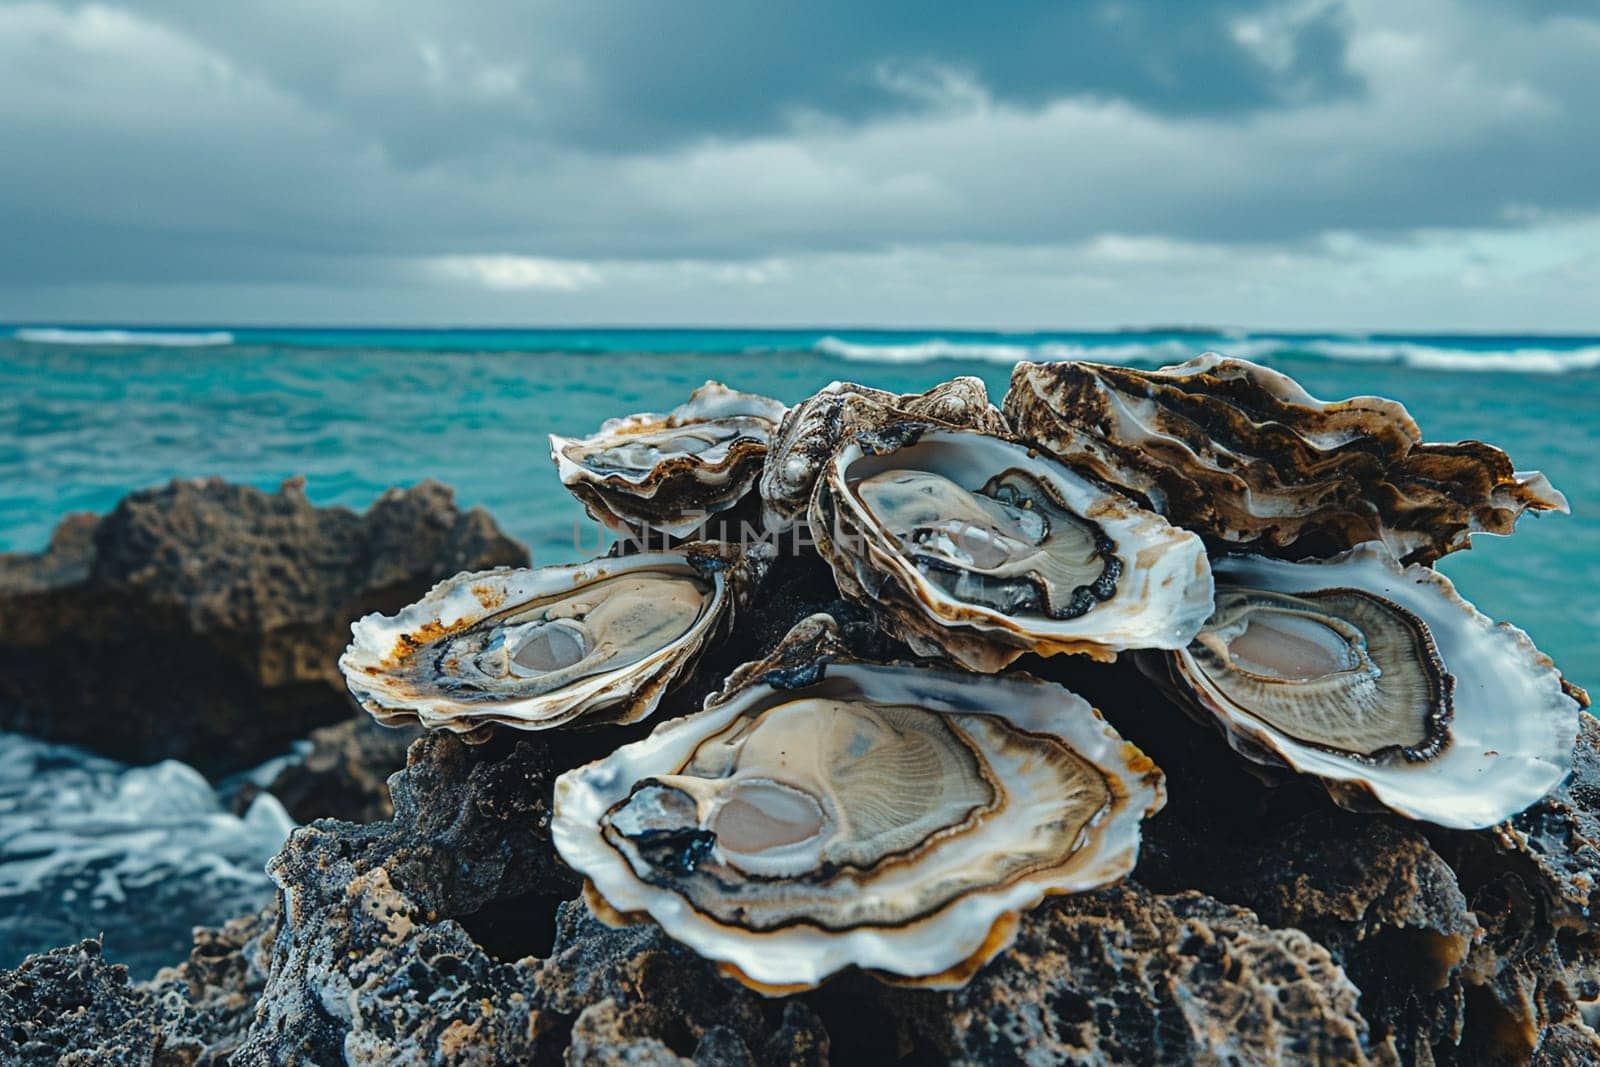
[1, 324, 1596, 975]
[4, 325, 1595, 691]
[0, 730, 296, 976]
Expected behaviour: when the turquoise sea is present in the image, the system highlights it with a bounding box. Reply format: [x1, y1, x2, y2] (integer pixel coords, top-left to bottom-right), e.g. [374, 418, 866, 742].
[3, 323, 1597, 975]
[3, 325, 1597, 695]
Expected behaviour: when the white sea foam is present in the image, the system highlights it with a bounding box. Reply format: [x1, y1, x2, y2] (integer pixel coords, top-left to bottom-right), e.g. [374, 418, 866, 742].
[1295, 340, 1600, 375]
[812, 335, 1207, 365]
[809, 334, 1600, 375]
[0, 731, 294, 975]
[13, 327, 235, 347]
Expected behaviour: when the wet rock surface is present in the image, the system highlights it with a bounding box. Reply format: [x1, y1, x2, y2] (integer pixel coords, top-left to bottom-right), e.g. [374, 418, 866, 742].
[0, 543, 1596, 1064]
[875, 886, 1395, 1066]
[261, 715, 422, 824]
[0, 940, 166, 1065]
[0, 477, 526, 773]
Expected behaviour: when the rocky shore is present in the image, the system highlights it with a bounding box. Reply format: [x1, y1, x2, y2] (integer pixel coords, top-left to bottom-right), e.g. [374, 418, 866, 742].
[0, 482, 1595, 1065]
[0, 477, 523, 772]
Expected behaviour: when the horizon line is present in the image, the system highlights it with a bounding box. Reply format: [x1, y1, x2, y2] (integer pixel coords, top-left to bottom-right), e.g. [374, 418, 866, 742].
[7, 322, 1600, 339]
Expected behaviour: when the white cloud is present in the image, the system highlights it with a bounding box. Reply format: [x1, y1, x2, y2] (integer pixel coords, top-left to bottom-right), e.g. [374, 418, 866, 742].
[428, 255, 602, 291]
[422, 254, 798, 294]
[870, 60, 990, 113]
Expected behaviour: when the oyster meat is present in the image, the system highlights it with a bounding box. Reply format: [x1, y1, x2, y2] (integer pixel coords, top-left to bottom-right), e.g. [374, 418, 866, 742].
[811, 425, 1214, 671]
[552, 630, 1164, 992]
[339, 548, 755, 733]
[551, 381, 787, 538]
[759, 377, 1008, 532]
[1152, 543, 1580, 828]
[1004, 354, 1568, 564]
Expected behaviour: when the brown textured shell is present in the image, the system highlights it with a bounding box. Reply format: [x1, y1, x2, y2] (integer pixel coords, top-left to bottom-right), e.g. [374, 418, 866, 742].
[759, 377, 1009, 532]
[1003, 355, 1568, 564]
[551, 382, 787, 538]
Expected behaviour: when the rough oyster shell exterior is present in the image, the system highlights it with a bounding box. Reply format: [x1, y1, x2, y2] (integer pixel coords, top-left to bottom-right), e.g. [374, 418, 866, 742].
[759, 377, 1008, 532]
[551, 381, 787, 538]
[1004, 354, 1568, 564]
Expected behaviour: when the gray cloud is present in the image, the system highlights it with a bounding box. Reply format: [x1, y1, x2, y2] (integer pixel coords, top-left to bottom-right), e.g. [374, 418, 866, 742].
[124, 0, 1364, 158]
[0, 0, 1596, 328]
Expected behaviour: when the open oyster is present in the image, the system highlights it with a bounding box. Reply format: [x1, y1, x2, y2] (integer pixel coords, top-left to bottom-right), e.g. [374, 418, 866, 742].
[551, 382, 787, 538]
[1151, 543, 1580, 828]
[339, 546, 761, 733]
[811, 424, 1214, 671]
[552, 620, 1164, 993]
[759, 377, 1008, 532]
[1004, 354, 1568, 564]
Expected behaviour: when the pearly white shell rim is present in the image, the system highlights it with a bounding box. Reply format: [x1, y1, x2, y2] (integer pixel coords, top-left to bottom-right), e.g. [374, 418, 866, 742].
[553, 662, 1164, 991]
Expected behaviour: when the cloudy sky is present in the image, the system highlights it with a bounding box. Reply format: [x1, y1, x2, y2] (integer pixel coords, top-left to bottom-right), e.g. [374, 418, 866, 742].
[2, 0, 1597, 330]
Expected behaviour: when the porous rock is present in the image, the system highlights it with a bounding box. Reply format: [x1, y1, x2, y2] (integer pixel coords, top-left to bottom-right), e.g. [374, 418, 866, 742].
[0, 477, 526, 772]
[219, 713, 1400, 1065]
[263, 715, 423, 824]
[875, 885, 1398, 1066]
[140, 911, 274, 1065]
[0, 912, 272, 1065]
[0, 940, 166, 1066]
[10, 687, 1596, 1065]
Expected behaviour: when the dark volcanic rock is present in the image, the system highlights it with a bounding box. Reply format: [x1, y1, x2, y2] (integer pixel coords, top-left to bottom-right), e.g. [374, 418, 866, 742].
[875, 886, 1397, 1066]
[220, 720, 1394, 1065]
[1037, 652, 1600, 1067]
[0, 940, 163, 1066]
[0, 477, 526, 772]
[140, 912, 273, 1064]
[263, 716, 423, 824]
[0, 916, 272, 1065]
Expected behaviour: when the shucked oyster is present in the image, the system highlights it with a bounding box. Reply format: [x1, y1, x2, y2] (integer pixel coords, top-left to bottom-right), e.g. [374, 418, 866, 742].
[339, 547, 761, 733]
[1004, 354, 1568, 564]
[1151, 544, 1580, 828]
[759, 377, 1008, 532]
[552, 619, 1164, 993]
[551, 382, 787, 538]
[811, 424, 1214, 671]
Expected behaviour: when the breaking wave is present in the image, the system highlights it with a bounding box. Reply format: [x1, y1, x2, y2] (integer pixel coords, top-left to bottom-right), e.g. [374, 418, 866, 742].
[0, 731, 296, 977]
[1290, 339, 1600, 375]
[811, 335, 1600, 375]
[13, 328, 235, 347]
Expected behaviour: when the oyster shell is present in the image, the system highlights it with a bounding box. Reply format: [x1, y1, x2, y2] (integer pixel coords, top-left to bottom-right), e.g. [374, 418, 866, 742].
[552, 619, 1164, 993]
[1152, 543, 1580, 828]
[811, 424, 1214, 671]
[1004, 354, 1568, 564]
[759, 377, 1008, 532]
[551, 382, 787, 538]
[339, 546, 759, 733]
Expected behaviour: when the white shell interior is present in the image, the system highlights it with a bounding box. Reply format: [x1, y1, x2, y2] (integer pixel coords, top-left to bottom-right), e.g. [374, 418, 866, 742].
[339, 553, 726, 732]
[1176, 544, 1579, 828]
[553, 662, 1164, 990]
[825, 429, 1215, 659]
